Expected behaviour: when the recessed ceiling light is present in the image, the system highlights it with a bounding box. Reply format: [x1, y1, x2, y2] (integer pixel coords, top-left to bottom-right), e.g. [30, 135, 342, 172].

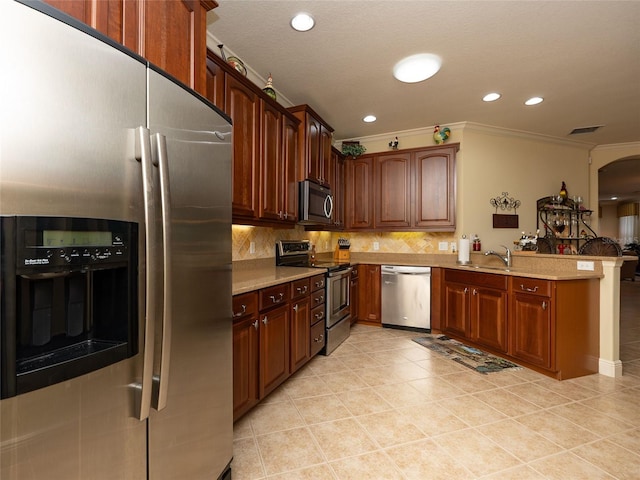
[290, 13, 314, 32]
[483, 93, 501, 102]
[611, 196, 618, 200]
[363, 115, 377, 123]
[393, 54, 441, 83]
[525, 96, 544, 106]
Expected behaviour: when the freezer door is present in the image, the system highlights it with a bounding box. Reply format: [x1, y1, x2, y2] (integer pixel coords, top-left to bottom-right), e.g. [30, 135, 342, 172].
[0, 2, 147, 479]
[146, 68, 233, 479]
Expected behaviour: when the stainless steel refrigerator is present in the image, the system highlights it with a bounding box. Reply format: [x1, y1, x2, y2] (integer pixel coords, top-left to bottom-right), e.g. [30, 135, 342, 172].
[0, 1, 233, 479]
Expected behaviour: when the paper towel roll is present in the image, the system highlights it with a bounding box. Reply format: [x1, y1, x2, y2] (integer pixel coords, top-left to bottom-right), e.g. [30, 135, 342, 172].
[458, 236, 470, 264]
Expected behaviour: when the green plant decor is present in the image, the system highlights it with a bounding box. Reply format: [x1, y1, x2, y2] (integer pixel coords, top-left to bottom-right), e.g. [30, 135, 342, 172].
[341, 143, 366, 158]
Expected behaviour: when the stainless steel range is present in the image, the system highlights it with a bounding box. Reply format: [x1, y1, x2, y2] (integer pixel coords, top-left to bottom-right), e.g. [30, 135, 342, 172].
[276, 240, 352, 354]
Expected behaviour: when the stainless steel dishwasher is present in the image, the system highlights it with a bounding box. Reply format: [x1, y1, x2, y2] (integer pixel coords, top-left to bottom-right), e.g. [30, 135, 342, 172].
[381, 265, 431, 331]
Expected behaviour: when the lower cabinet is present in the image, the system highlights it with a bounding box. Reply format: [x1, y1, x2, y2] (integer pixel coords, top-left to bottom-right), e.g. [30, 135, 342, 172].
[233, 274, 327, 421]
[441, 269, 599, 380]
[259, 303, 290, 397]
[232, 292, 259, 421]
[350, 267, 359, 324]
[443, 269, 508, 353]
[357, 264, 381, 324]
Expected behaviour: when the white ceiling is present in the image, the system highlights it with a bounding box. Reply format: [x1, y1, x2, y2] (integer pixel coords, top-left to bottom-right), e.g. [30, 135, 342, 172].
[206, 0, 640, 202]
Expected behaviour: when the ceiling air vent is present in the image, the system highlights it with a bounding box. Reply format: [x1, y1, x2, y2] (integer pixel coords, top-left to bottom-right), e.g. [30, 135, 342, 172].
[569, 125, 603, 135]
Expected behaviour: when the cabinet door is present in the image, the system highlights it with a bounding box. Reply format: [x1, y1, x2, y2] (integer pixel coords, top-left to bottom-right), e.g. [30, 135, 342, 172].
[305, 114, 322, 184]
[443, 282, 469, 338]
[282, 114, 299, 222]
[509, 293, 552, 368]
[319, 124, 333, 187]
[42, 0, 139, 51]
[259, 100, 283, 221]
[225, 75, 259, 219]
[331, 148, 345, 229]
[144, 0, 210, 95]
[205, 50, 225, 110]
[350, 277, 359, 323]
[290, 297, 311, 374]
[259, 304, 290, 397]
[375, 153, 411, 228]
[413, 147, 456, 230]
[346, 157, 374, 229]
[357, 265, 381, 324]
[233, 316, 259, 420]
[471, 287, 508, 353]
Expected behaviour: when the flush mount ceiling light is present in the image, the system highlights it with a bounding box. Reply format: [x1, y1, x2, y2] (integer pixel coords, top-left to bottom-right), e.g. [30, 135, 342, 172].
[525, 96, 544, 106]
[393, 53, 442, 83]
[483, 93, 501, 102]
[290, 13, 314, 32]
[363, 115, 377, 123]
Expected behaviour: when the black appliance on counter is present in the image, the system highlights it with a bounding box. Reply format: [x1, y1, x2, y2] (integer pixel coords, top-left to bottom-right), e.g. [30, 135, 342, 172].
[275, 240, 351, 354]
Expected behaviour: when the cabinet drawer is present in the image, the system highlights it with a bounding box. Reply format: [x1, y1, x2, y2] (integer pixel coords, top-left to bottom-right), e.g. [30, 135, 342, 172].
[259, 283, 290, 310]
[311, 304, 325, 325]
[310, 288, 325, 308]
[310, 321, 325, 356]
[310, 274, 326, 292]
[233, 292, 258, 320]
[511, 277, 552, 297]
[445, 269, 507, 290]
[291, 278, 311, 300]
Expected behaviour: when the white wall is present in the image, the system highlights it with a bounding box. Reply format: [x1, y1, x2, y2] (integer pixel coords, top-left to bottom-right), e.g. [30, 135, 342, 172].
[599, 204, 618, 239]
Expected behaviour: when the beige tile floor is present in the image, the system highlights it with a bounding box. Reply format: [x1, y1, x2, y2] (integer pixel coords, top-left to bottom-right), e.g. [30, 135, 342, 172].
[232, 279, 640, 479]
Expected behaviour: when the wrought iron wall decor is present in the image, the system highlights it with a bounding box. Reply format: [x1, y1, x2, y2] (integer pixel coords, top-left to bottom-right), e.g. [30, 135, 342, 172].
[490, 192, 521, 228]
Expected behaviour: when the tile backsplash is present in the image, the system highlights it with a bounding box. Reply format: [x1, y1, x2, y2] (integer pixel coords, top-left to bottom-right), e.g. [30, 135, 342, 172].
[232, 225, 455, 261]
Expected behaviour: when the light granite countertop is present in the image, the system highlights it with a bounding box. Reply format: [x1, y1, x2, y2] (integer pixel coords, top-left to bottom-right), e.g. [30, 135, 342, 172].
[232, 253, 613, 295]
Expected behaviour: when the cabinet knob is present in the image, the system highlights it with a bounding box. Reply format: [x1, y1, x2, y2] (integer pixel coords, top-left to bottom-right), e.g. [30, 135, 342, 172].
[293, 304, 298, 312]
[297, 285, 308, 294]
[314, 312, 324, 320]
[542, 301, 547, 310]
[262, 316, 268, 325]
[233, 304, 247, 317]
[252, 320, 259, 330]
[472, 289, 478, 295]
[464, 287, 469, 294]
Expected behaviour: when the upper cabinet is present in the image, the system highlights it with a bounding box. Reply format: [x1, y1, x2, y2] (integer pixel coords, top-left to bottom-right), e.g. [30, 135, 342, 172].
[345, 144, 458, 231]
[43, 0, 217, 96]
[288, 105, 334, 188]
[206, 51, 300, 226]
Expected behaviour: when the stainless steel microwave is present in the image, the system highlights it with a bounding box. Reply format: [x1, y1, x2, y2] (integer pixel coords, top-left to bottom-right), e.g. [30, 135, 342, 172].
[298, 180, 333, 224]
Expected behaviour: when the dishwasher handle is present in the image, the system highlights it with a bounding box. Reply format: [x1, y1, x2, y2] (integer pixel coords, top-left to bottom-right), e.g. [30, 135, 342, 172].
[381, 265, 432, 275]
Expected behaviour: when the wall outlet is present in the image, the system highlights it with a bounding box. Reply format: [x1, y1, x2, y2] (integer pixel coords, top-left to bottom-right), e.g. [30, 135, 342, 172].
[577, 260, 595, 271]
[249, 241, 256, 254]
[438, 241, 449, 251]
[450, 241, 457, 253]
[373, 241, 380, 251]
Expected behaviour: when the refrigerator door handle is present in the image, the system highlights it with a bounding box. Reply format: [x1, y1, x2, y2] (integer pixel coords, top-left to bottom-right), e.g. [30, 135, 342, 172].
[152, 133, 172, 412]
[134, 126, 157, 421]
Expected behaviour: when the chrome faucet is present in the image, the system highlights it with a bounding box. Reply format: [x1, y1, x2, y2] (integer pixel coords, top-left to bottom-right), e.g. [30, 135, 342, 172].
[484, 245, 512, 267]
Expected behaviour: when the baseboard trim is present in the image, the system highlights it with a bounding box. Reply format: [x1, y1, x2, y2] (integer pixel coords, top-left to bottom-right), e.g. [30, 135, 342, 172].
[599, 358, 623, 378]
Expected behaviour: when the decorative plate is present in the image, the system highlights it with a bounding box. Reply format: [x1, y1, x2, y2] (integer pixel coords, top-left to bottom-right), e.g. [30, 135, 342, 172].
[227, 56, 247, 76]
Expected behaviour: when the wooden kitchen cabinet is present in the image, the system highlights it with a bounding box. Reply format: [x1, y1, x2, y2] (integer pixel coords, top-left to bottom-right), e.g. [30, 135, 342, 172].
[232, 292, 259, 421]
[357, 264, 381, 325]
[375, 152, 412, 228]
[309, 274, 327, 357]
[290, 278, 311, 374]
[345, 144, 458, 231]
[349, 267, 359, 324]
[440, 269, 599, 380]
[443, 269, 508, 353]
[413, 147, 457, 229]
[205, 49, 226, 110]
[331, 147, 346, 229]
[43, 0, 216, 96]
[509, 277, 599, 379]
[346, 156, 375, 230]
[288, 104, 334, 187]
[225, 74, 259, 219]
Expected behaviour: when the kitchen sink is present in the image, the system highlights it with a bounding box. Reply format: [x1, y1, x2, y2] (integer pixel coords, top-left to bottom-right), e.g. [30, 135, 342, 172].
[458, 264, 515, 272]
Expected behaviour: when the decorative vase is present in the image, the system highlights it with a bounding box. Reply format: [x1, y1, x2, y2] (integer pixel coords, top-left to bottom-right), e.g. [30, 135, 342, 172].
[262, 73, 276, 101]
